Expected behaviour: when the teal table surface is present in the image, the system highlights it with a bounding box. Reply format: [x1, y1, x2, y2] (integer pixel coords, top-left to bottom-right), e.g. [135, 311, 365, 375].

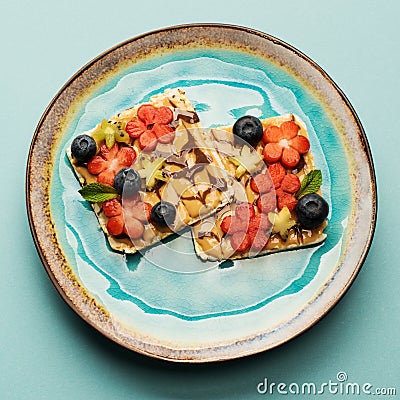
[1, 1, 399, 399]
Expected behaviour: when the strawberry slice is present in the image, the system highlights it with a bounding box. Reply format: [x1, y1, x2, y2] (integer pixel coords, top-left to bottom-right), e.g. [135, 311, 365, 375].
[97, 170, 116, 186]
[125, 119, 146, 138]
[280, 121, 299, 139]
[263, 125, 281, 143]
[100, 143, 119, 161]
[247, 213, 271, 233]
[126, 105, 175, 146]
[152, 123, 175, 144]
[250, 173, 274, 194]
[288, 135, 310, 154]
[268, 163, 286, 189]
[228, 216, 248, 234]
[107, 215, 124, 236]
[263, 143, 283, 164]
[87, 156, 107, 175]
[88, 143, 137, 185]
[281, 174, 301, 194]
[230, 231, 251, 252]
[158, 131, 175, 144]
[117, 146, 136, 166]
[277, 190, 297, 211]
[102, 199, 122, 217]
[154, 106, 173, 124]
[123, 216, 145, 239]
[138, 130, 157, 151]
[261, 120, 307, 169]
[235, 202, 255, 222]
[126, 201, 152, 222]
[251, 231, 270, 251]
[137, 104, 156, 125]
[281, 147, 300, 169]
[220, 215, 232, 234]
[257, 192, 276, 214]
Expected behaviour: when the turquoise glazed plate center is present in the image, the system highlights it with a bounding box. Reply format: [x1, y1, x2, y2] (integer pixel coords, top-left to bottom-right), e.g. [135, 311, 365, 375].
[27, 25, 376, 362]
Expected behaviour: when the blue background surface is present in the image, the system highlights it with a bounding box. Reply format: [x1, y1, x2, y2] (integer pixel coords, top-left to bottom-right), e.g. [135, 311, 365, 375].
[1, 0, 398, 399]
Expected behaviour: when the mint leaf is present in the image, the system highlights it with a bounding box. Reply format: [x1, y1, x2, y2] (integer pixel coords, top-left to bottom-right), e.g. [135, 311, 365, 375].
[296, 170, 322, 199]
[79, 182, 118, 203]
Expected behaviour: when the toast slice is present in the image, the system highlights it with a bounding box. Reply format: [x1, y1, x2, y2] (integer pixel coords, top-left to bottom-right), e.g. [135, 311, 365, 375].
[191, 114, 328, 261]
[67, 89, 233, 254]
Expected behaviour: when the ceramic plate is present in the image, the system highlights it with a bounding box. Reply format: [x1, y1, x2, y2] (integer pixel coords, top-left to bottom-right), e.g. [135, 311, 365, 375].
[26, 24, 376, 362]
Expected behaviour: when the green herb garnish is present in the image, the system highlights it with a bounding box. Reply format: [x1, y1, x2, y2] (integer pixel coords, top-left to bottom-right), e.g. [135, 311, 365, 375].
[79, 182, 118, 203]
[295, 170, 322, 199]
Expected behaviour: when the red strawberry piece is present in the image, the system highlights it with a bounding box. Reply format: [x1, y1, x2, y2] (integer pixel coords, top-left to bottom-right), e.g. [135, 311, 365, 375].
[122, 195, 138, 205]
[117, 146, 136, 166]
[228, 216, 248, 234]
[235, 202, 255, 222]
[123, 217, 145, 239]
[250, 230, 270, 251]
[88, 143, 138, 185]
[137, 104, 156, 125]
[141, 202, 152, 221]
[158, 131, 175, 144]
[102, 199, 122, 217]
[281, 147, 300, 169]
[107, 215, 125, 236]
[220, 215, 232, 234]
[257, 192, 277, 214]
[230, 231, 252, 252]
[247, 213, 271, 233]
[280, 121, 299, 139]
[268, 163, 286, 189]
[277, 191, 297, 211]
[263, 142, 283, 164]
[261, 121, 305, 168]
[154, 106, 173, 124]
[250, 173, 274, 194]
[281, 174, 301, 194]
[262, 125, 281, 143]
[97, 169, 116, 186]
[138, 130, 157, 151]
[87, 156, 107, 175]
[152, 123, 175, 144]
[100, 143, 119, 161]
[127, 201, 152, 222]
[125, 119, 146, 138]
[288, 135, 310, 154]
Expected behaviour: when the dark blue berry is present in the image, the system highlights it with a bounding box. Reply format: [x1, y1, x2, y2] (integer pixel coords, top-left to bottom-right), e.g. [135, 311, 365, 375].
[114, 168, 141, 196]
[295, 193, 329, 229]
[232, 116, 263, 147]
[71, 135, 97, 163]
[151, 201, 176, 227]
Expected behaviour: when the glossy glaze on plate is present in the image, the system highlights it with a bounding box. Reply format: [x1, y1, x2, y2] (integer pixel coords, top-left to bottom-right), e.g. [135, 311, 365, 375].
[26, 24, 376, 362]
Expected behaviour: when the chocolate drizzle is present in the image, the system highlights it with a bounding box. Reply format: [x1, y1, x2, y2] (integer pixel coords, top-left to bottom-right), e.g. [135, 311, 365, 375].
[209, 174, 228, 192]
[174, 164, 206, 181]
[197, 231, 220, 241]
[193, 148, 212, 164]
[170, 105, 200, 125]
[165, 151, 189, 167]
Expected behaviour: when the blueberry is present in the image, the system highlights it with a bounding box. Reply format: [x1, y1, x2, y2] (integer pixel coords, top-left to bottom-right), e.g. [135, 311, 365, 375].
[295, 193, 329, 229]
[71, 135, 97, 163]
[151, 201, 176, 227]
[232, 116, 263, 147]
[114, 168, 141, 196]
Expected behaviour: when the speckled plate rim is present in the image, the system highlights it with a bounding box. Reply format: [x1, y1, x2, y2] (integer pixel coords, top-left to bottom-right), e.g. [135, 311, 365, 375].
[26, 23, 377, 362]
